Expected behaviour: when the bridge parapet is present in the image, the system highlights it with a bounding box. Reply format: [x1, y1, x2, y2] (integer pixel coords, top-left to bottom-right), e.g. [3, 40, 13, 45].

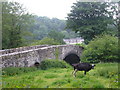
[1, 45, 84, 68]
[0, 45, 50, 55]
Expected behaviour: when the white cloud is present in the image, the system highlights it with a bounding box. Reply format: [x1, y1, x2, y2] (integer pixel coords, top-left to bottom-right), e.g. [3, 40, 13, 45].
[9, 0, 77, 20]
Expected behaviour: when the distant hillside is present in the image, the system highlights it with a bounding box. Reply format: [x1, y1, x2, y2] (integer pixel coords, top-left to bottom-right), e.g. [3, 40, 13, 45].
[27, 16, 78, 41]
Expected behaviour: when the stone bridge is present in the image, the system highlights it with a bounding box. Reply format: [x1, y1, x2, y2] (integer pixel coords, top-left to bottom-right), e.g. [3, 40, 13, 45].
[0, 45, 84, 68]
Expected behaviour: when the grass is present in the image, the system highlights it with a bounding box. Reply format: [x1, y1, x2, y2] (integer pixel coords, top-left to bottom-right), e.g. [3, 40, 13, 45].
[2, 63, 119, 88]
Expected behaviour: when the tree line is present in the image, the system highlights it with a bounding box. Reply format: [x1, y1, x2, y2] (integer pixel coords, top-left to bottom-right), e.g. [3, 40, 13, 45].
[2, 1, 77, 49]
[2, 2, 33, 49]
[2, 1, 119, 49]
[66, 1, 119, 63]
[66, 1, 119, 44]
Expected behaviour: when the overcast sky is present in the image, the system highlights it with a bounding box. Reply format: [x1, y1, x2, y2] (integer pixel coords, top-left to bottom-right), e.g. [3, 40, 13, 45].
[9, 0, 77, 20]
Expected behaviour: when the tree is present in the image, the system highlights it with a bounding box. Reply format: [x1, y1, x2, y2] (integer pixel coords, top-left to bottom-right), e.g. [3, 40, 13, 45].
[27, 16, 78, 42]
[81, 34, 118, 63]
[2, 2, 33, 49]
[31, 37, 61, 45]
[48, 30, 65, 44]
[66, 1, 118, 44]
[29, 16, 68, 40]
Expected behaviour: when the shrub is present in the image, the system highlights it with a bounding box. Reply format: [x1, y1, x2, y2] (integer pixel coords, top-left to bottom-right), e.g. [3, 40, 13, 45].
[39, 59, 71, 70]
[30, 37, 61, 45]
[81, 34, 118, 63]
[2, 67, 37, 76]
[76, 43, 86, 49]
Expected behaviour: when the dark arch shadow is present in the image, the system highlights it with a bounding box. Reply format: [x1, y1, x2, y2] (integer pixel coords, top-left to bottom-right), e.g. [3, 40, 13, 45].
[63, 53, 80, 65]
[34, 62, 40, 68]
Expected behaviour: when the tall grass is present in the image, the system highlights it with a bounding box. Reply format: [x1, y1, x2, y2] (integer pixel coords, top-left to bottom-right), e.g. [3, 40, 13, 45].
[2, 59, 71, 76]
[91, 63, 118, 78]
[2, 63, 119, 88]
[2, 67, 37, 76]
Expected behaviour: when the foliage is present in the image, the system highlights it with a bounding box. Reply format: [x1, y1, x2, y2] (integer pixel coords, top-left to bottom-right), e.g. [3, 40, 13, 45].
[39, 59, 71, 70]
[66, 1, 118, 44]
[2, 67, 37, 76]
[2, 2, 34, 49]
[29, 16, 78, 41]
[54, 48, 59, 60]
[2, 63, 118, 88]
[61, 30, 78, 39]
[75, 43, 86, 48]
[81, 34, 118, 63]
[30, 37, 61, 45]
[2, 2, 79, 49]
[91, 63, 118, 78]
[48, 30, 65, 44]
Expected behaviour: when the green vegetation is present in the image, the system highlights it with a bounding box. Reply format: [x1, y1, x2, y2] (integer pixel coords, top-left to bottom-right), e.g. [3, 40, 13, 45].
[81, 34, 118, 63]
[30, 37, 61, 45]
[66, 2, 118, 44]
[2, 2, 34, 49]
[2, 63, 118, 88]
[54, 48, 60, 60]
[30, 30, 67, 45]
[3, 1, 118, 49]
[2, 1, 78, 49]
[48, 30, 65, 44]
[29, 16, 78, 41]
[2, 59, 71, 76]
[2, 1, 119, 89]
[29, 16, 66, 40]
[2, 67, 37, 76]
[39, 59, 71, 70]
[75, 43, 86, 48]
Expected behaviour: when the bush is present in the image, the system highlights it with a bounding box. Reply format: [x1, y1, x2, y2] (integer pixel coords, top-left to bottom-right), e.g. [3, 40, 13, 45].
[76, 43, 87, 48]
[2, 67, 37, 76]
[39, 59, 71, 70]
[81, 34, 118, 63]
[30, 37, 61, 45]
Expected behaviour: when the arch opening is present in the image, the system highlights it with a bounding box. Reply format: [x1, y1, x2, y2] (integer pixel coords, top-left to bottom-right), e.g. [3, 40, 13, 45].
[34, 62, 40, 67]
[63, 53, 80, 65]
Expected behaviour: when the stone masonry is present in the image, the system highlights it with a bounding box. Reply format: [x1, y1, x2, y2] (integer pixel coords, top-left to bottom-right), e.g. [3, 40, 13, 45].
[0, 45, 84, 68]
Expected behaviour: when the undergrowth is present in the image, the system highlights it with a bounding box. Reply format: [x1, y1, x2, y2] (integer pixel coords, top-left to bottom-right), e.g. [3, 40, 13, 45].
[2, 67, 37, 76]
[39, 59, 71, 70]
[2, 63, 118, 88]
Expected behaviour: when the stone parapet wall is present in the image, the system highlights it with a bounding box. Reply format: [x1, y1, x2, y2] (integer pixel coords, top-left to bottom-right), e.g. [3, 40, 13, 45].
[0, 45, 49, 55]
[1, 45, 84, 68]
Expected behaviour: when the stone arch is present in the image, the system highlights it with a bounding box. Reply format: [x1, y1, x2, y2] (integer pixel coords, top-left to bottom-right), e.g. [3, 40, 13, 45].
[34, 62, 40, 67]
[63, 52, 80, 65]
